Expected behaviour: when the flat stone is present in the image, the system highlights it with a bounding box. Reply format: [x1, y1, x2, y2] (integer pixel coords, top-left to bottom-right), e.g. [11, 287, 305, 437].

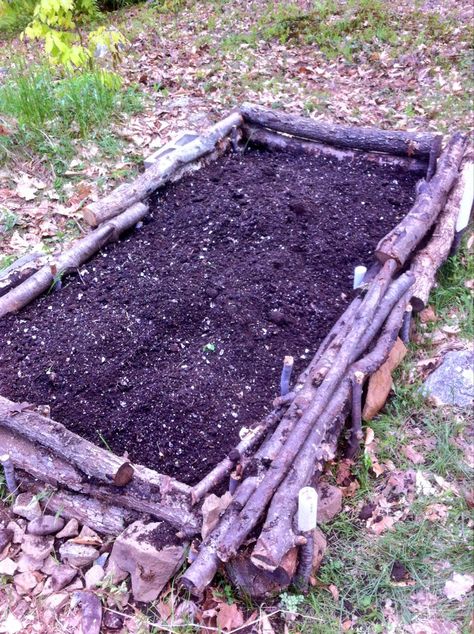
[56, 518, 79, 539]
[43, 592, 69, 612]
[51, 565, 77, 592]
[0, 557, 18, 576]
[0, 527, 13, 552]
[41, 556, 59, 575]
[6, 521, 25, 543]
[16, 553, 45, 573]
[14, 571, 38, 595]
[312, 527, 327, 573]
[12, 493, 42, 521]
[109, 521, 185, 602]
[317, 483, 343, 523]
[422, 348, 474, 407]
[21, 534, 54, 561]
[28, 515, 65, 536]
[85, 564, 105, 589]
[59, 541, 99, 568]
[104, 557, 128, 584]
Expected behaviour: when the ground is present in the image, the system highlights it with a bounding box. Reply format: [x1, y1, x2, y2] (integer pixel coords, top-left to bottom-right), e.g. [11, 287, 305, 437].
[0, 1, 473, 633]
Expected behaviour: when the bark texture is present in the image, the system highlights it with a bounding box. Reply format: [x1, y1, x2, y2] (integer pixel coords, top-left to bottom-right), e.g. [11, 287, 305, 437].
[240, 103, 435, 158]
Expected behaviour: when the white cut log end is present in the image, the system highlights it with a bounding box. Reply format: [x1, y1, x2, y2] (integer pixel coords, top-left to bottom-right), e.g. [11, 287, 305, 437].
[456, 162, 474, 232]
[297, 487, 318, 533]
[353, 265, 368, 289]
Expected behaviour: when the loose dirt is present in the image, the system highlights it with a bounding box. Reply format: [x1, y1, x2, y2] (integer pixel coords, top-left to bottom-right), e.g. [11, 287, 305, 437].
[0, 148, 422, 484]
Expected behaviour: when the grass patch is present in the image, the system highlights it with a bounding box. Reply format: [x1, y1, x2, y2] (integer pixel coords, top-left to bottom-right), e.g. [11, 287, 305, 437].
[0, 63, 143, 175]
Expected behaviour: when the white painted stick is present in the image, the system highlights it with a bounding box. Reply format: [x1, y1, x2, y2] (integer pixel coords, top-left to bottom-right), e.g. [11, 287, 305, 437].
[0, 453, 18, 496]
[297, 486, 318, 532]
[353, 265, 367, 289]
[456, 162, 474, 232]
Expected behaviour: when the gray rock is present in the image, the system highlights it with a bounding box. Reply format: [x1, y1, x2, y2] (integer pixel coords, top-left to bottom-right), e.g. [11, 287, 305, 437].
[422, 349, 474, 407]
[84, 564, 105, 588]
[16, 553, 46, 573]
[0, 527, 13, 552]
[28, 515, 65, 536]
[317, 483, 343, 523]
[21, 534, 54, 560]
[12, 492, 42, 520]
[6, 520, 25, 543]
[104, 557, 128, 584]
[51, 565, 78, 592]
[59, 541, 99, 568]
[0, 557, 18, 576]
[14, 571, 38, 595]
[55, 518, 79, 539]
[109, 521, 186, 602]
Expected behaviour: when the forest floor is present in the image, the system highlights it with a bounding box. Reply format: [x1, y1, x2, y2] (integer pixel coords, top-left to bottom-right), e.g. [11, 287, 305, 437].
[0, 1, 473, 633]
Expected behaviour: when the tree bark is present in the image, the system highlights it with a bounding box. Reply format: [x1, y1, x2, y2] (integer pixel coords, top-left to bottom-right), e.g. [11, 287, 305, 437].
[216, 260, 397, 562]
[0, 202, 149, 318]
[0, 252, 46, 298]
[410, 157, 474, 311]
[82, 112, 243, 227]
[242, 124, 428, 172]
[375, 133, 468, 268]
[0, 397, 200, 535]
[240, 103, 435, 159]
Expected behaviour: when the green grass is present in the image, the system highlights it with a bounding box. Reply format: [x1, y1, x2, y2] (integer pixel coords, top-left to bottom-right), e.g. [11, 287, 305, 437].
[0, 63, 143, 175]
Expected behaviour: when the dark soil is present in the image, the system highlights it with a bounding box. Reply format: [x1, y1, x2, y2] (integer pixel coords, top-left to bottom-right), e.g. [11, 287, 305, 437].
[0, 148, 422, 484]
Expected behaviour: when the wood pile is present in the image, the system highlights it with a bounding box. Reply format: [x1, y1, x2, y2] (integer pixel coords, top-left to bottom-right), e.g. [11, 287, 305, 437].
[0, 104, 471, 598]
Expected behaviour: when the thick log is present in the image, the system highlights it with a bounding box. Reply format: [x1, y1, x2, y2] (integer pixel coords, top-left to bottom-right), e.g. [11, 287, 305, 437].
[375, 133, 468, 268]
[0, 202, 149, 318]
[180, 477, 258, 595]
[215, 261, 397, 562]
[0, 397, 200, 534]
[83, 112, 243, 226]
[250, 390, 349, 572]
[242, 124, 428, 172]
[410, 158, 474, 312]
[0, 252, 46, 298]
[240, 103, 435, 159]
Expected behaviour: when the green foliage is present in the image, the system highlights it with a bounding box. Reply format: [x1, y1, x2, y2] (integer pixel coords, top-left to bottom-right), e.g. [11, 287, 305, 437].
[0, 63, 142, 172]
[0, 0, 37, 34]
[23, 0, 126, 76]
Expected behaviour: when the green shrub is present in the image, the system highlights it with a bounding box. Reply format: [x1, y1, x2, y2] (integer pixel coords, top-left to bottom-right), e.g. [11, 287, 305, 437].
[0, 0, 37, 35]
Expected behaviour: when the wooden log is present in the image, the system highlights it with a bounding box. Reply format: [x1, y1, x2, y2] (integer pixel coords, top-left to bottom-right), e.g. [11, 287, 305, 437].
[215, 260, 397, 562]
[250, 389, 349, 572]
[21, 476, 133, 535]
[0, 252, 46, 298]
[0, 397, 201, 534]
[375, 133, 468, 268]
[242, 124, 428, 172]
[240, 103, 435, 159]
[0, 202, 149, 318]
[180, 477, 258, 595]
[82, 112, 243, 227]
[410, 157, 474, 312]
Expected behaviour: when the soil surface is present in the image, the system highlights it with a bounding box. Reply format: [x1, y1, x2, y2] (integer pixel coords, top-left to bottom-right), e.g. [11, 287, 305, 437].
[0, 149, 422, 484]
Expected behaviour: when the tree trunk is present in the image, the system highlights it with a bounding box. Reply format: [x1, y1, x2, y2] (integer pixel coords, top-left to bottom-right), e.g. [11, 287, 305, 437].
[0, 203, 149, 319]
[240, 103, 435, 159]
[375, 133, 468, 268]
[242, 124, 428, 172]
[410, 157, 474, 311]
[82, 112, 243, 227]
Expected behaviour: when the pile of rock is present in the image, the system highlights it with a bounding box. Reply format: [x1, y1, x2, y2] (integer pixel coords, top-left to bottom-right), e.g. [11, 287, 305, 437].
[0, 492, 187, 631]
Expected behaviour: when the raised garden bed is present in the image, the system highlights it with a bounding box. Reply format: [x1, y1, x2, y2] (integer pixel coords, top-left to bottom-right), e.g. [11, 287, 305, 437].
[0, 105, 470, 600]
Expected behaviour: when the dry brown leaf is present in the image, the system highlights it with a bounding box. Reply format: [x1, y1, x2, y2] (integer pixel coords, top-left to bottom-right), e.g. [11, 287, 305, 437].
[363, 338, 406, 420]
[370, 515, 395, 535]
[419, 306, 437, 323]
[258, 612, 275, 634]
[443, 573, 474, 601]
[216, 602, 244, 631]
[328, 584, 339, 601]
[424, 503, 449, 523]
[403, 445, 425, 465]
[336, 458, 354, 485]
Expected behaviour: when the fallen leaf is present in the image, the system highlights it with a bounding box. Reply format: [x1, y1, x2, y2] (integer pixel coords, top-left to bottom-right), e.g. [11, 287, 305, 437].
[216, 602, 244, 631]
[403, 445, 425, 465]
[336, 458, 354, 485]
[419, 306, 437, 323]
[328, 584, 339, 601]
[443, 572, 474, 601]
[370, 515, 395, 535]
[363, 338, 406, 420]
[258, 612, 275, 634]
[424, 503, 449, 523]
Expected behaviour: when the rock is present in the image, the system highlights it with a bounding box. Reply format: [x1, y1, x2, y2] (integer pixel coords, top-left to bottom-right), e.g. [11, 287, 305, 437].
[0, 557, 18, 576]
[77, 591, 102, 634]
[226, 548, 298, 598]
[59, 542, 99, 568]
[103, 611, 124, 630]
[0, 527, 13, 552]
[85, 564, 105, 589]
[75, 525, 102, 546]
[14, 571, 39, 595]
[56, 518, 79, 539]
[51, 565, 77, 592]
[21, 534, 54, 561]
[16, 554, 46, 573]
[422, 348, 474, 407]
[104, 557, 128, 584]
[6, 520, 25, 543]
[43, 592, 69, 612]
[28, 515, 65, 536]
[201, 492, 232, 540]
[65, 578, 83, 592]
[317, 483, 343, 523]
[41, 556, 59, 575]
[12, 493, 42, 521]
[312, 527, 327, 573]
[109, 521, 186, 602]
[268, 308, 286, 325]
